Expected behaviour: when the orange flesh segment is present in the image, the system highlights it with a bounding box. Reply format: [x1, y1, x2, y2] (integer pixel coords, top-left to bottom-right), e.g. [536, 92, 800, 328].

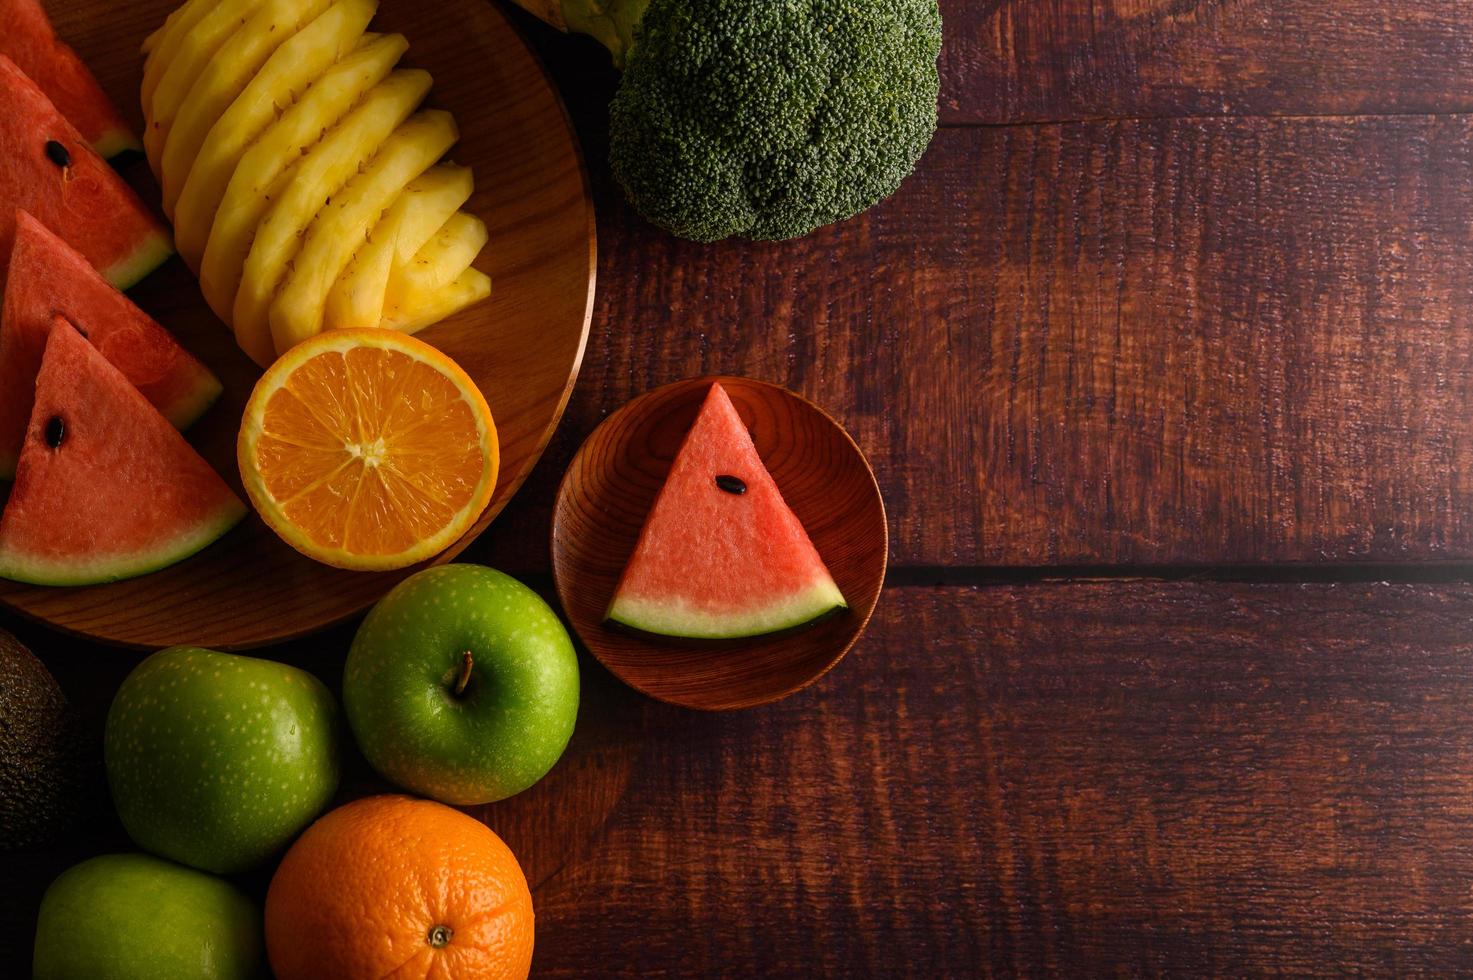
[251, 344, 488, 558]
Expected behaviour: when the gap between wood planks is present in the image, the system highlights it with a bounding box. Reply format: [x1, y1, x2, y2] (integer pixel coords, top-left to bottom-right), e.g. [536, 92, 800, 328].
[937, 110, 1473, 130]
[498, 566, 1473, 593]
[884, 563, 1473, 587]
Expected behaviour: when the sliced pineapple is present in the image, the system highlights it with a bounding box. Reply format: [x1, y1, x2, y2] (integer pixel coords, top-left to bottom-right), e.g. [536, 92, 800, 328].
[233, 70, 432, 365]
[146, 0, 489, 356]
[198, 34, 407, 329]
[386, 211, 488, 307]
[382, 268, 492, 336]
[144, 0, 266, 172]
[324, 164, 471, 330]
[141, 3, 188, 57]
[174, 0, 377, 268]
[141, 0, 224, 107]
[325, 210, 401, 330]
[388, 167, 475, 268]
[270, 110, 459, 355]
[160, 0, 335, 218]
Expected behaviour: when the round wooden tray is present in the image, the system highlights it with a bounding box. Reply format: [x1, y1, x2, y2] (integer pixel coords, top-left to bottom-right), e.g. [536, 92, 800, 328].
[0, 0, 595, 648]
[551, 377, 888, 711]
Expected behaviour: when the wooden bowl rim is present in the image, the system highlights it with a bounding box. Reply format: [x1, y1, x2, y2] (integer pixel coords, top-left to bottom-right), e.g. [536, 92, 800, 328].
[551, 375, 889, 711]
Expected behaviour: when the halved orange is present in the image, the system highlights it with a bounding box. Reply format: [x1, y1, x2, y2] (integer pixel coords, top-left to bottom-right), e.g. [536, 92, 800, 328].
[238, 329, 498, 570]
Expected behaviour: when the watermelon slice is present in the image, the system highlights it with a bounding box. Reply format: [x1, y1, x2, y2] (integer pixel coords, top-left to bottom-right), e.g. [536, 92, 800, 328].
[0, 55, 171, 289]
[606, 383, 847, 639]
[0, 318, 245, 586]
[0, 0, 140, 158]
[0, 210, 220, 480]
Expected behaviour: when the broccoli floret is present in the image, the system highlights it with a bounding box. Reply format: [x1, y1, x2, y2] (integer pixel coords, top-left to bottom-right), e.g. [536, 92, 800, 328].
[533, 0, 943, 242]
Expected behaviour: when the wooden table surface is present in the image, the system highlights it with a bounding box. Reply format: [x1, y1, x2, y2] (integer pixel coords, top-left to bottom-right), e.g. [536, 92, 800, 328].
[8, 1, 1473, 975]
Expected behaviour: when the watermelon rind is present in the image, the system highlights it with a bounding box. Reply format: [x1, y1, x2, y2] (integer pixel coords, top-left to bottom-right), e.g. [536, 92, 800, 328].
[0, 500, 244, 586]
[607, 580, 848, 641]
[104, 230, 175, 292]
[157, 367, 224, 431]
[91, 127, 143, 161]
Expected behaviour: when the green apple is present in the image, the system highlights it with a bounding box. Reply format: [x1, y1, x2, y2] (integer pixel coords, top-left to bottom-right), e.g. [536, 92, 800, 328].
[105, 647, 340, 874]
[33, 852, 261, 979]
[344, 564, 579, 804]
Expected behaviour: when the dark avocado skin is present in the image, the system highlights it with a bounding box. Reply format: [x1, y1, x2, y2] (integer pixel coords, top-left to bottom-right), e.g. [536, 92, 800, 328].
[0, 627, 86, 849]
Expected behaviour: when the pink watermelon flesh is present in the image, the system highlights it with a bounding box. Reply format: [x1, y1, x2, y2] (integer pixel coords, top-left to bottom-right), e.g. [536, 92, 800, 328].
[0, 317, 245, 586]
[0, 209, 221, 479]
[606, 382, 847, 639]
[0, 0, 140, 158]
[0, 55, 170, 289]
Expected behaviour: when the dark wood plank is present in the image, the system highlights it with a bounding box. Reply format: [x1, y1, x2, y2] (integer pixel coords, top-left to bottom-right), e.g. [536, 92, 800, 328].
[502, 580, 1473, 976]
[499, 0, 1473, 126]
[476, 115, 1473, 572]
[12, 580, 1473, 975]
[939, 0, 1473, 123]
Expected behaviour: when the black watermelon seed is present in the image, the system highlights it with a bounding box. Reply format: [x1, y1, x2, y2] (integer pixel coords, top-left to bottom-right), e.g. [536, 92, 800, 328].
[715, 474, 747, 495]
[44, 140, 70, 168]
[44, 416, 65, 449]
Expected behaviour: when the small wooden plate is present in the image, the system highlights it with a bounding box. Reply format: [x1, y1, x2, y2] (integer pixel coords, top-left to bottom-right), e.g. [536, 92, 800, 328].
[0, 0, 594, 648]
[552, 377, 887, 711]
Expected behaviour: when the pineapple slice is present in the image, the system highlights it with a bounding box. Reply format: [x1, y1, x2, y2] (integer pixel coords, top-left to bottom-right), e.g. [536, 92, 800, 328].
[198, 35, 407, 329]
[144, 0, 265, 172]
[141, 3, 188, 57]
[386, 211, 488, 305]
[324, 164, 471, 330]
[160, 0, 334, 217]
[388, 167, 475, 268]
[141, 0, 223, 107]
[382, 268, 492, 336]
[270, 110, 459, 355]
[233, 71, 432, 365]
[324, 210, 401, 330]
[174, 0, 377, 268]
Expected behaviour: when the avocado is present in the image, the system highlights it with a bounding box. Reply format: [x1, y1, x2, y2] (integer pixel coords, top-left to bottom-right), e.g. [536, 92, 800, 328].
[0, 627, 85, 848]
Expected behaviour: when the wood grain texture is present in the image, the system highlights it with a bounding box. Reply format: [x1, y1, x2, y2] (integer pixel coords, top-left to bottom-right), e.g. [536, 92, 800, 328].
[13, 579, 1473, 975]
[0, 0, 594, 647]
[552, 377, 886, 710]
[937, 0, 1473, 123]
[474, 113, 1473, 572]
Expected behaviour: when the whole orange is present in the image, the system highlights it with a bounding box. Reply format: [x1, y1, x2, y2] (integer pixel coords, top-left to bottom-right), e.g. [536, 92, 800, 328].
[264, 795, 534, 979]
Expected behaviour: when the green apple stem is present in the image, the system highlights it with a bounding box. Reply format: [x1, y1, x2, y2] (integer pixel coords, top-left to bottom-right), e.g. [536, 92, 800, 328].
[453, 651, 473, 698]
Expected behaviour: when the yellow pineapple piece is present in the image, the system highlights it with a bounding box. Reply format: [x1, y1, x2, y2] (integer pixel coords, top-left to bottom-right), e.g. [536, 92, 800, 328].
[174, 0, 377, 268]
[324, 211, 401, 330]
[160, 0, 334, 218]
[141, 0, 221, 106]
[232, 70, 432, 366]
[381, 268, 492, 336]
[324, 164, 471, 330]
[197, 34, 406, 329]
[386, 211, 488, 306]
[387, 167, 475, 268]
[144, 0, 264, 173]
[270, 110, 459, 355]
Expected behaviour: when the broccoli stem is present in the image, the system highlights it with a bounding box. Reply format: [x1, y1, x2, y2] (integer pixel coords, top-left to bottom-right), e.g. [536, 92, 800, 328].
[506, 0, 649, 67]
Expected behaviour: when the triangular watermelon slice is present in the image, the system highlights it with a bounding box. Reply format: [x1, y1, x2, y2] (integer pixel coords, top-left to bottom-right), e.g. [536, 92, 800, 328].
[606, 382, 847, 639]
[0, 0, 141, 158]
[0, 55, 170, 289]
[0, 317, 245, 586]
[0, 209, 221, 479]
